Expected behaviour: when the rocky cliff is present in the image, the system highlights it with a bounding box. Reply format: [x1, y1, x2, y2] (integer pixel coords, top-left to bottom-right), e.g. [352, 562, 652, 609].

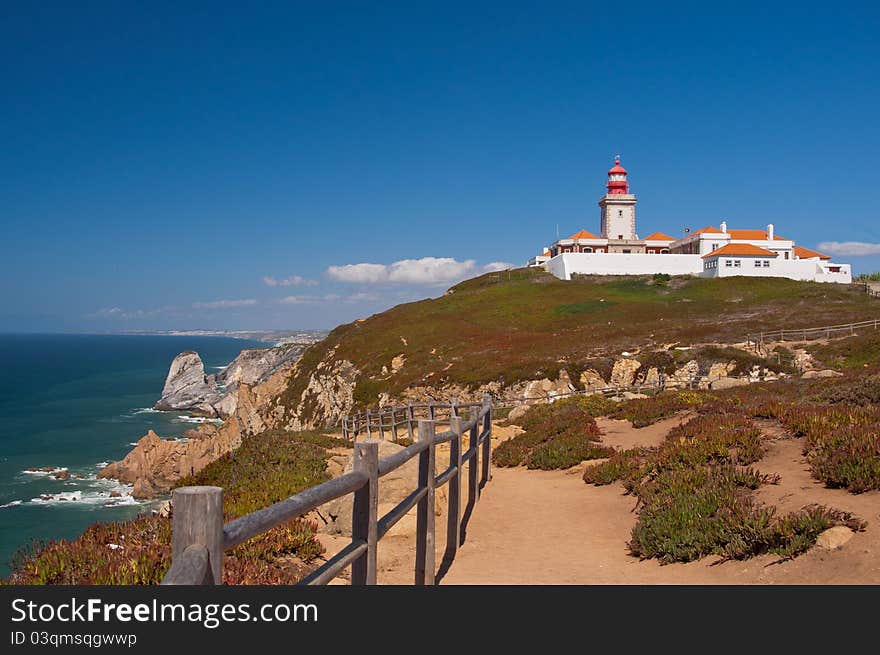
[153, 342, 310, 419]
[153, 351, 222, 416]
[100, 363, 290, 498]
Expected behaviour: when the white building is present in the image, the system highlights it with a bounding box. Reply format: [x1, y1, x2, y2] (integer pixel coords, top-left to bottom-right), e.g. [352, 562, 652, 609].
[530, 158, 852, 284]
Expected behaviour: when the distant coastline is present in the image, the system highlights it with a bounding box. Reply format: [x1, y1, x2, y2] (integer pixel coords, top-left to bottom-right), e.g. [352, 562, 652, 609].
[29, 329, 327, 345]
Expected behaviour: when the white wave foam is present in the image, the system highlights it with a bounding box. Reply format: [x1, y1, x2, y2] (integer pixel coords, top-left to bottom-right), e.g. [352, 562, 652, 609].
[95, 462, 109, 468]
[0, 500, 22, 509]
[174, 415, 222, 424]
[132, 407, 160, 414]
[22, 467, 67, 477]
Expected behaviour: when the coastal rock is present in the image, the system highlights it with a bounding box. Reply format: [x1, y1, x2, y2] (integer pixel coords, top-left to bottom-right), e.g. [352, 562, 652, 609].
[217, 343, 306, 388]
[154, 352, 221, 417]
[707, 361, 736, 382]
[610, 359, 641, 387]
[579, 369, 607, 392]
[815, 526, 854, 550]
[523, 370, 576, 404]
[801, 369, 844, 379]
[390, 354, 406, 374]
[668, 360, 699, 388]
[507, 404, 530, 422]
[283, 357, 360, 431]
[709, 377, 749, 390]
[642, 367, 660, 388]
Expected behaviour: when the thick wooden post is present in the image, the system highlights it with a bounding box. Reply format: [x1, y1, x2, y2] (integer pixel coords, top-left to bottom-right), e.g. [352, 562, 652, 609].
[415, 419, 436, 585]
[391, 409, 399, 443]
[445, 416, 463, 558]
[351, 441, 379, 585]
[481, 395, 492, 488]
[469, 415, 479, 504]
[366, 410, 373, 441]
[170, 486, 224, 585]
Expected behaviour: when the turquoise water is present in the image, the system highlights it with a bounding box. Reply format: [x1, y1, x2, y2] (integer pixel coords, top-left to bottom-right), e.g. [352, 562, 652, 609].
[0, 334, 265, 577]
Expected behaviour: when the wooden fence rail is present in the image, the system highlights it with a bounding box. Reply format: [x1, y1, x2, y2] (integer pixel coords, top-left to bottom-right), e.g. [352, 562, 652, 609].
[748, 317, 880, 353]
[161, 395, 493, 586]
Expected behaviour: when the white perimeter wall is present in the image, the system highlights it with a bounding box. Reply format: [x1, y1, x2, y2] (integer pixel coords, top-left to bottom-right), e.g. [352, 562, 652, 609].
[710, 258, 852, 284]
[545, 252, 852, 284]
[548, 252, 703, 280]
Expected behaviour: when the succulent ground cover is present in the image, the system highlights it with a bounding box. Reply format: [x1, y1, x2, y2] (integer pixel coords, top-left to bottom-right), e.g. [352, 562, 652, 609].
[4, 430, 343, 585]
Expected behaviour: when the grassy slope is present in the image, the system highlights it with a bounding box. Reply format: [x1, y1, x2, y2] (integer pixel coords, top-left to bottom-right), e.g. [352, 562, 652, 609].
[282, 268, 880, 412]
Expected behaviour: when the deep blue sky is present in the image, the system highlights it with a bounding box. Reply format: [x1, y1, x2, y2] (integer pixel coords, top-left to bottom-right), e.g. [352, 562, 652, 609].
[3, 1, 879, 331]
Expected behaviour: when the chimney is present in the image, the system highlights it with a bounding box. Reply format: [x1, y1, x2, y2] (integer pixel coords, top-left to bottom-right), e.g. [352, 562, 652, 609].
[767, 223, 774, 240]
[720, 220, 727, 234]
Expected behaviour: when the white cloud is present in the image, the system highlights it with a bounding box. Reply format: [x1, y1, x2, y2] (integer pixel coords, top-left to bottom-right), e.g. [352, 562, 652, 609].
[482, 261, 515, 272]
[192, 299, 257, 310]
[325, 262, 390, 284]
[262, 275, 318, 287]
[326, 257, 479, 285]
[88, 306, 159, 320]
[279, 294, 340, 305]
[817, 241, 880, 257]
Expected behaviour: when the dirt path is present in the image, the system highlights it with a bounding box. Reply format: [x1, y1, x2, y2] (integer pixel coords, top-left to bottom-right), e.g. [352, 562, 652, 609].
[438, 416, 880, 585]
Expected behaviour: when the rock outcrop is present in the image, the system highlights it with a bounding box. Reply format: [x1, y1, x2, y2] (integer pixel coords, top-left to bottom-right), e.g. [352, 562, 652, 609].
[579, 369, 608, 392]
[610, 359, 641, 387]
[103, 356, 299, 498]
[282, 354, 360, 431]
[522, 370, 576, 404]
[154, 351, 222, 417]
[154, 343, 310, 419]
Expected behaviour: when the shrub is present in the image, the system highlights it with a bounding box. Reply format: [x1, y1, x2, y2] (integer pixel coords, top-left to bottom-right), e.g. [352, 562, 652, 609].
[582, 447, 654, 486]
[6, 429, 341, 585]
[494, 397, 612, 469]
[610, 390, 709, 427]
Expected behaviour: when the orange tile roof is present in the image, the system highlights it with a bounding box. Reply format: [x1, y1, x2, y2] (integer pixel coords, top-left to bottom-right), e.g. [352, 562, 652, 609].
[542, 249, 551, 257]
[692, 226, 722, 235]
[701, 243, 779, 259]
[794, 246, 830, 260]
[568, 229, 600, 240]
[644, 232, 676, 241]
[727, 229, 786, 241]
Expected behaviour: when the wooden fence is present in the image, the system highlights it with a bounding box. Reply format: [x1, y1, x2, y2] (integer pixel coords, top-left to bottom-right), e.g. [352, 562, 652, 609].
[161, 396, 493, 586]
[748, 318, 880, 353]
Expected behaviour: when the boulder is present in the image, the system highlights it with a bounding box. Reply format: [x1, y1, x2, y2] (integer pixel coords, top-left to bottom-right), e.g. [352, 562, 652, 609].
[391, 354, 406, 374]
[668, 360, 699, 388]
[610, 359, 641, 387]
[622, 391, 648, 400]
[815, 526, 854, 550]
[801, 369, 844, 379]
[154, 351, 221, 416]
[579, 369, 607, 392]
[642, 367, 660, 387]
[523, 370, 576, 404]
[507, 404, 530, 422]
[709, 377, 749, 390]
[707, 361, 736, 382]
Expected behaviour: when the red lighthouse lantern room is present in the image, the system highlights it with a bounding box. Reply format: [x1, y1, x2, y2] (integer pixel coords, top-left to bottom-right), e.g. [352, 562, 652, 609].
[606, 156, 629, 194]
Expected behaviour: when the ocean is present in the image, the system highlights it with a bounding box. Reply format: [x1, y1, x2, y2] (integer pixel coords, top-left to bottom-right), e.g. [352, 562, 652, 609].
[0, 334, 266, 578]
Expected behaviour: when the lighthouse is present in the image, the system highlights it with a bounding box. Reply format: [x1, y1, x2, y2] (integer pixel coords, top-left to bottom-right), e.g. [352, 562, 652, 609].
[599, 156, 637, 241]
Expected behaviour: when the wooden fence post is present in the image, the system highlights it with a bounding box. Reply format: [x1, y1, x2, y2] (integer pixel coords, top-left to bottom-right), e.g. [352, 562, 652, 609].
[391, 409, 399, 443]
[170, 486, 224, 585]
[428, 400, 435, 422]
[482, 395, 492, 488]
[469, 414, 479, 504]
[445, 416, 463, 559]
[407, 403, 414, 442]
[351, 441, 379, 585]
[415, 419, 436, 585]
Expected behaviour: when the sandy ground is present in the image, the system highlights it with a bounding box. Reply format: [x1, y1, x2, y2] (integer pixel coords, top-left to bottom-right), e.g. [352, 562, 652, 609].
[317, 416, 880, 585]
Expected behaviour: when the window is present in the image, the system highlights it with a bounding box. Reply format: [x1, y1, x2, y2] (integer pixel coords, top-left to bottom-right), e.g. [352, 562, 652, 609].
[754, 260, 762, 267]
[734, 260, 741, 267]
[763, 260, 770, 267]
[725, 260, 733, 267]
[584, 247, 593, 253]
[784, 252, 789, 260]
[618, 234, 623, 239]
[622, 249, 631, 253]
[618, 210, 623, 217]
[661, 248, 670, 254]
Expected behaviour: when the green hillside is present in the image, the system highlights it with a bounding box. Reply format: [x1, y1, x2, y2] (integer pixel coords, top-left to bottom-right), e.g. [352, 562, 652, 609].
[281, 268, 879, 413]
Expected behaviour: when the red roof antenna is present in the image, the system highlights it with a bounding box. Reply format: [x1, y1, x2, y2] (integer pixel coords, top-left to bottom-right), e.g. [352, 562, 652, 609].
[606, 155, 629, 194]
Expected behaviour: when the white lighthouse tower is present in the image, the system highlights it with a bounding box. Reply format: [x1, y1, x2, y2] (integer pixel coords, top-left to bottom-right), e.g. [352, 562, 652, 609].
[598, 156, 637, 241]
